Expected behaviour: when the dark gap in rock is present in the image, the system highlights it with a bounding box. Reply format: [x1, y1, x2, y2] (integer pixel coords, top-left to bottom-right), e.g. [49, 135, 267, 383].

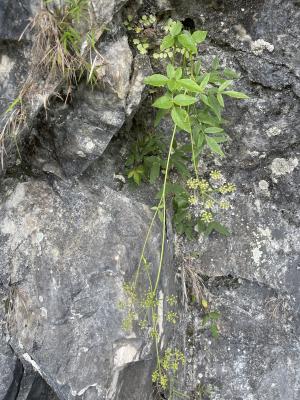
[182, 17, 195, 31]
[26, 375, 59, 400]
[3, 358, 23, 400]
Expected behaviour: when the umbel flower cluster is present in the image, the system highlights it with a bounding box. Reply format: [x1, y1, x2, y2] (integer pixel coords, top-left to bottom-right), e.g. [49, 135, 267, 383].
[186, 170, 236, 224]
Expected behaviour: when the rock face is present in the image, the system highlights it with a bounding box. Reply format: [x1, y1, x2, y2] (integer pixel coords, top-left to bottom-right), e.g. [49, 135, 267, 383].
[163, 0, 300, 399]
[0, 178, 174, 399]
[35, 33, 133, 177]
[1, 0, 300, 399]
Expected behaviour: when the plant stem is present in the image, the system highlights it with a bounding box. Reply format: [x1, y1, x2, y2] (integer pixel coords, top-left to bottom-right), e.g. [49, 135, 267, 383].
[153, 122, 177, 293]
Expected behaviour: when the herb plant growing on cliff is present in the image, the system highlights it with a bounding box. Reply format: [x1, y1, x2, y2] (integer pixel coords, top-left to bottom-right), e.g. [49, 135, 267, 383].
[122, 18, 248, 398]
[0, 0, 101, 167]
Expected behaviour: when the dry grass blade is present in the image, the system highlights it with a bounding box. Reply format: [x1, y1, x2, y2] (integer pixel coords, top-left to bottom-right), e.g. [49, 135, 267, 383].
[181, 261, 207, 309]
[0, 1, 105, 169]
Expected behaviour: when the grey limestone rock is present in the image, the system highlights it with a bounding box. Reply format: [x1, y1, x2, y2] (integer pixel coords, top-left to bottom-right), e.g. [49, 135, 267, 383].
[0, 179, 175, 399]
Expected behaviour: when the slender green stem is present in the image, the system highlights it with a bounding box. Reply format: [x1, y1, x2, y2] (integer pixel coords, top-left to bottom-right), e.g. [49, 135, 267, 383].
[134, 205, 160, 287]
[153, 123, 177, 293]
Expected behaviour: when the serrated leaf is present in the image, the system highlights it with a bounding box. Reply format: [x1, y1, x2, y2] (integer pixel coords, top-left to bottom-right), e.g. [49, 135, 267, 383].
[223, 91, 249, 99]
[204, 127, 224, 134]
[160, 34, 174, 50]
[206, 136, 224, 156]
[173, 94, 197, 106]
[152, 95, 173, 109]
[144, 74, 168, 87]
[199, 73, 210, 91]
[171, 107, 191, 133]
[192, 30, 207, 43]
[170, 21, 182, 37]
[178, 33, 197, 54]
[177, 78, 202, 92]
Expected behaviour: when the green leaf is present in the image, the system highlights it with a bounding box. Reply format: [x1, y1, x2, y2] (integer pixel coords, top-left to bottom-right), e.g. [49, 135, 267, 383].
[199, 94, 210, 107]
[213, 135, 228, 143]
[152, 95, 173, 109]
[174, 67, 182, 80]
[223, 68, 240, 79]
[209, 311, 221, 320]
[173, 94, 197, 106]
[206, 136, 224, 156]
[144, 74, 168, 87]
[207, 221, 230, 236]
[177, 78, 202, 92]
[212, 57, 220, 70]
[149, 161, 160, 183]
[197, 111, 218, 126]
[198, 73, 210, 91]
[160, 34, 174, 50]
[208, 95, 221, 120]
[178, 33, 197, 54]
[194, 60, 202, 76]
[217, 93, 224, 107]
[167, 79, 178, 92]
[128, 165, 144, 185]
[218, 80, 233, 92]
[170, 21, 182, 37]
[204, 127, 224, 134]
[192, 30, 207, 43]
[223, 91, 249, 99]
[155, 183, 186, 199]
[167, 64, 175, 79]
[171, 107, 191, 133]
[210, 323, 219, 338]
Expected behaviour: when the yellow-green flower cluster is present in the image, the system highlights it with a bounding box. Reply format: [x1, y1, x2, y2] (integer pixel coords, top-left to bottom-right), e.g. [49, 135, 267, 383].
[152, 348, 185, 391]
[187, 178, 199, 189]
[142, 290, 158, 308]
[210, 169, 222, 180]
[133, 38, 149, 54]
[153, 49, 173, 59]
[219, 183, 236, 194]
[220, 200, 230, 209]
[188, 194, 197, 205]
[166, 311, 177, 324]
[201, 211, 213, 223]
[198, 179, 210, 193]
[204, 199, 214, 209]
[124, 14, 156, 32]
[139, 14, 156, 27]
[138, 319, 148, 330]
[163, 18, 175, 33]
[123, 14, 134, 30]
[166, 295, 177, 306]
[152, 370, 168, 390]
